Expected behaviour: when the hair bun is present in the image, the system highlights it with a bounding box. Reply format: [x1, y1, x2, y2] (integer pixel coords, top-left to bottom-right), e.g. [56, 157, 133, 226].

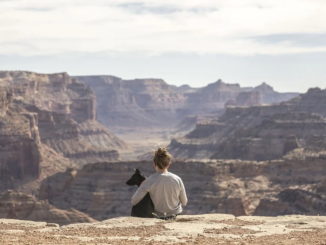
[157, 147, 166, 155]
[156, 147, 167, 157]
[153, 147, 172, 169]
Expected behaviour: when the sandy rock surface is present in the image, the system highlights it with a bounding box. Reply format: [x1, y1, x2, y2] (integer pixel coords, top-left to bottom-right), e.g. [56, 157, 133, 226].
[1, 214, 326, 244]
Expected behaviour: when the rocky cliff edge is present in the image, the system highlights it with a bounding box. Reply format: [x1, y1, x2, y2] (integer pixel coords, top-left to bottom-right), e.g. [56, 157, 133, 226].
[0, 214, 325, 244]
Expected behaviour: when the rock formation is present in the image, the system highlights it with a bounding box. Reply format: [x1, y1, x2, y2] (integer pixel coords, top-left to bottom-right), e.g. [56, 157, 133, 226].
[0, 190, 96, 225]
[1, 214, 326, 244]
[0, 91, 76, 193]
[0, 88, 41, 192]
[39, 161, 245, 220]
[39, 152, 326, 219]
[169, 88, 326, 160]
[1, 70, 320, 226]
[227, 91, 261, 107]
[75, 76, 298, 130]
[0, 71, 127, 165]
[254, 189, 326, 216]
[24, 105, 125, 164]
[75, 75, 186, 128]
[253, 82, 298, 104]
[0, 71, 95, 122]
[184, 80, 243, 115]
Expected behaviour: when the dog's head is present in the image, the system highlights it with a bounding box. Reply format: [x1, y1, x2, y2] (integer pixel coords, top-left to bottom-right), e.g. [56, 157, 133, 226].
[126, 169, 146, 186]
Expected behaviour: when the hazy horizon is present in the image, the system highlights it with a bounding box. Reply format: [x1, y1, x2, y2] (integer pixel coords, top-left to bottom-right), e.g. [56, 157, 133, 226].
[1, 0, 326, 92]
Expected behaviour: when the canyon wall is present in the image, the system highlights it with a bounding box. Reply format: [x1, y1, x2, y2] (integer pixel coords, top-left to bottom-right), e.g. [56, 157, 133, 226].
[75, 76, 298, 129]
[75, 75, 186, 128]
[39, 154, 326, 220]
[0, 89, 76, 193]
[169, 88, 326, 160]
[0, 89, 41, 191]
[0, 71, 129, 193]
[0, 190, 96, 225]
[0, 71, 126, 165]
[0, 71, 95, 122]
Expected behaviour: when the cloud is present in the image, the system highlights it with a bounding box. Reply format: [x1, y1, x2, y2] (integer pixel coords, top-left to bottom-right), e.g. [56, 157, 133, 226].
[116, 2, 218, 15]
[0, 0, 326, 56]
[252, 33, 326, 47]
[116, 2, 180, 15]
[14, 7, 55, 12]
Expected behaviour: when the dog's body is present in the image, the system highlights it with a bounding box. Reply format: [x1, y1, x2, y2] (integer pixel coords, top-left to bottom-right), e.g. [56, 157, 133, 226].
[126, 169, 154, 218]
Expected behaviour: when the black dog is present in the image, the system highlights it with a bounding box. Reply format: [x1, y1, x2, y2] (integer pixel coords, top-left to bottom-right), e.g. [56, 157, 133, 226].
[126, 169, 154, 218]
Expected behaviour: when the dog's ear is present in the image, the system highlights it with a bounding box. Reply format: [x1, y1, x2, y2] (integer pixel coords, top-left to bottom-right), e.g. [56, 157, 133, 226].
[135, 169, 140, 174]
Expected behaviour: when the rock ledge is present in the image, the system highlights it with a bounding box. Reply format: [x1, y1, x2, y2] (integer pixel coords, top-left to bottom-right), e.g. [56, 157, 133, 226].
[1, 214, 326, 244]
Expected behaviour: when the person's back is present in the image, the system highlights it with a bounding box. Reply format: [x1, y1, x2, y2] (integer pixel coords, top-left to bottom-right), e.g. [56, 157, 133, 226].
[131, 148, 188, 216]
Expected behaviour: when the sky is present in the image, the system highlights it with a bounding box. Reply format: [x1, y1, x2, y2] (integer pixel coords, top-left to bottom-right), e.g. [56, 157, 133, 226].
[0, 0, 325, 92]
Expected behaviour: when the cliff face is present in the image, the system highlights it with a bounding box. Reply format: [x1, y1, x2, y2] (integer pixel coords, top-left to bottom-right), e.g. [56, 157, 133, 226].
[39, 161, 243, 220]
[169, 88, 326, 161]
[25, 105, 125, 164]
[0, 71, 95, 122]
[75, 76, 298, 129]
[0, 89, 41, 191]
[75, 76, 186, 128]
[254, 188, 326, 216]
[0, 71, 126, 165]
[0, 190, 96, 225]
[0, 89, 12, 116]
[184, 80, 242, 115]
[39, 154, 326, 219]
[253, 82, 298, 104]
[286, 87, 326, 116]
[0, 89, 79, 193]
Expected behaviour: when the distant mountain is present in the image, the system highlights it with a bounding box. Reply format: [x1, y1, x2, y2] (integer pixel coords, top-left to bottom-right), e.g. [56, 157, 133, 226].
[75, 76, 299, 129]
[75, 75, 185, 128]
[253, 82, 298, 104]
[169, 87, 326, 161]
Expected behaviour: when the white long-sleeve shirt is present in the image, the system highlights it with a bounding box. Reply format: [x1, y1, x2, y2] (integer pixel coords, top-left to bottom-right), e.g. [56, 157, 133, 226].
[131, 171, 188, 215]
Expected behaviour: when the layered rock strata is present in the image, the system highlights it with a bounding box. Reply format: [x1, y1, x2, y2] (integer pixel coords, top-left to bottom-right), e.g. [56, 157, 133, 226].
[75, 76, 297, 129]
[0, 71, 95, 122]
[75, 75, 186, 128]
[0, 89, 41, 191]
[0, 190, 96, 225]
[0, 98, 76, 193]
[254, 189, 326, 216]
[169, 88, 326, 160]
[0, 71, 126, 165]
[39, 154, 326, 219]
[24, 105, 125, 164]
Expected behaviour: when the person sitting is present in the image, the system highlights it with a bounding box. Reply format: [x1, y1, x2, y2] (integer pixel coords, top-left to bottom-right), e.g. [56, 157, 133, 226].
[131, 147, 188, 218]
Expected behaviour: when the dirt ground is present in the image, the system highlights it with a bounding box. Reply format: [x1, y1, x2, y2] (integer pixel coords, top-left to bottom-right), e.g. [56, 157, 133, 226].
[1, 214, 326, 244]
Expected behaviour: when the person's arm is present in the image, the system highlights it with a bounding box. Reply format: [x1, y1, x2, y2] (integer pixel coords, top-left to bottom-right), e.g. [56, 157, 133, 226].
[131, 178, 151, 206]
[179, 180, 188, 206]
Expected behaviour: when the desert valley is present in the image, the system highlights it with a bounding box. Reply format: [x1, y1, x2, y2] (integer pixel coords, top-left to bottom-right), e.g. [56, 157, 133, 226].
[0, 70, 326, 244]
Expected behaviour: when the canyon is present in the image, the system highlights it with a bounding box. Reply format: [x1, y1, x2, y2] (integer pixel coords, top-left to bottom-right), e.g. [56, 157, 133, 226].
[75, 75, 298, 160]
[0, 71, 126, 193]
[75, 75, 297, 131]
[38, 153, 326, 220]
[0, 70, 325, 227]
[169, 87, 326, 161]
